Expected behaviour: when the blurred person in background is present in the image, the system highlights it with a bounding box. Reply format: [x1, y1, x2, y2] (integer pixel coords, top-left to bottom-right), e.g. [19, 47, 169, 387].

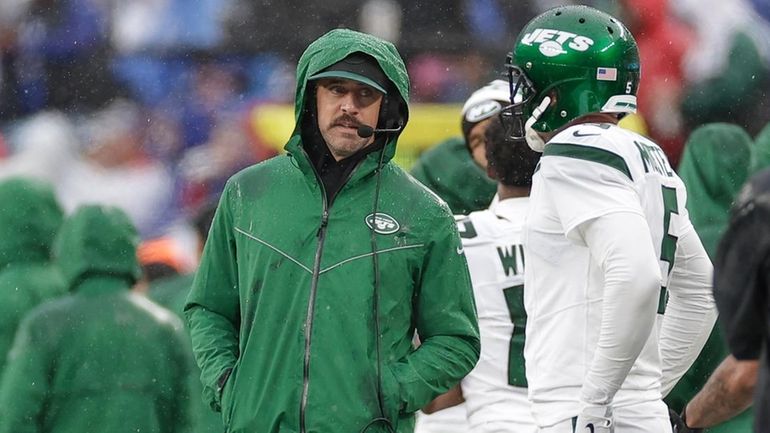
[0, 205, 193, 433]
[137, 237, 186, 289]
[56, 99, 174, 238]
[410, 80, 510, 215]
[151, 200, 217, 330]
[674, 0, 770, 138]
[0, 177, 64, 375]
[617, 0, 693, 167]
[668, 123, 754, 432]
[672, 166, 770, 432]
[185, 29, 479, 433]
[0, 111, 79, 184]
[176, 117, 264, 213]
[110, 0, 229, 55]
[0, 0, 123, 117]
[673, 124, 770, 430]
[676, 124, 753, 257]
[176, 61, 250, 151]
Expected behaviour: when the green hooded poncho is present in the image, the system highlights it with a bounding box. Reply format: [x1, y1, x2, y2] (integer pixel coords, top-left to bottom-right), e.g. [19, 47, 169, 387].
[0, 177, 65, 374]
[410, 137, 496, 215]
[677, 123, 752, 258]
[0, 205, 193, 433]
[668, 123, 754, 432]
[185, 29, 479, 433]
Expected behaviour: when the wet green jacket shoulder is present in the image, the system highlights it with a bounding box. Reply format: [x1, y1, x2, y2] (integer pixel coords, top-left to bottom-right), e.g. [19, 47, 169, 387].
[0, 177, 65, 374]
[409, 136, 496, 215]
[185, 28, 479, 433]
[677, 123, 752, 258]
[669, 123, 755, 432]
[0, 205, 193, 433]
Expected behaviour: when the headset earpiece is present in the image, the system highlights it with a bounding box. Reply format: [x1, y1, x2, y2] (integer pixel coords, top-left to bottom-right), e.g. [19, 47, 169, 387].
[378, 89, 405, 131]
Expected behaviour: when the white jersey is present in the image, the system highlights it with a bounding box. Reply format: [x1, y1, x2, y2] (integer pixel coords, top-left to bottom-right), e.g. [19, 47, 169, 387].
[456, 198, 537, 433]
[523, 123, 715, 427]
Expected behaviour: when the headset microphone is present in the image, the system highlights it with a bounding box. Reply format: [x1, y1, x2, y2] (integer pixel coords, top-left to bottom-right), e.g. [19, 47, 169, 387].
[357, 124, 403, 138]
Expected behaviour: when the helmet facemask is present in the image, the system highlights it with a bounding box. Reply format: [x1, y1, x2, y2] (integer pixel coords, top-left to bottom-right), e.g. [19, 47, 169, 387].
[500, 55, 536, 142]
[501, 55, 552, 152]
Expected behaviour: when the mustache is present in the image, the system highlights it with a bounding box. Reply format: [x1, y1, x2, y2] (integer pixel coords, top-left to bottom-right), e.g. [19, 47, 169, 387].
[331, 114, 364, 128]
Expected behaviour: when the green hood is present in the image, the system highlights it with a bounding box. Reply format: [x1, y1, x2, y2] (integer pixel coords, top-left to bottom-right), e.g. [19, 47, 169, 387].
[410, 136, 496, 214]
[54, 205, 142, 290]
[752, 122, 770, 175]
[286, 28, 410, 168]
[678, 123, 752, 258]
[0, 177, 63, 269]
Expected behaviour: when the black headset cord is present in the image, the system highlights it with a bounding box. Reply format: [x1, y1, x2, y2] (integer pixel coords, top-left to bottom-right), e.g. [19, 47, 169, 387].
[359, 138, 396, 433]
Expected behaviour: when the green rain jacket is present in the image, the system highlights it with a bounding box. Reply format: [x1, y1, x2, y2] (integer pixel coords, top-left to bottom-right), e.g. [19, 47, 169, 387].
[669, 123, 754, 432]
[0, 178, 65, 374]
[677, 123, 752, 257]
[185, 29, 479, 433]
[0, 206, 192, 433]
[409, 137, 496, 215]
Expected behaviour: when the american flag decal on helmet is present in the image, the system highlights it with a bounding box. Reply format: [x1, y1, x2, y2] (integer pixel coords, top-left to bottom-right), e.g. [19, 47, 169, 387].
[596, 67, 617, 81]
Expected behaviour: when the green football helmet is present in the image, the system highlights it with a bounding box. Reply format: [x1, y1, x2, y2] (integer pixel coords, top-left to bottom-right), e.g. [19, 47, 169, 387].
[501, 5, 641, 148]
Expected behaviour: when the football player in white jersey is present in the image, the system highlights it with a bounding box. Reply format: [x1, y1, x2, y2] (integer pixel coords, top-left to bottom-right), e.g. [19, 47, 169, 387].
[423, 113, 541, 433]
[415, 79, 516, 433]
[499, 5, 718, 433]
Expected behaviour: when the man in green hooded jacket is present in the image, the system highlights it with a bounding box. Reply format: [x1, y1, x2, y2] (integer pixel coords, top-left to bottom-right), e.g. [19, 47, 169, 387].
[0, 177, 65, 375]
[185, 29, 480, 433]
[0, 205, 193, 433]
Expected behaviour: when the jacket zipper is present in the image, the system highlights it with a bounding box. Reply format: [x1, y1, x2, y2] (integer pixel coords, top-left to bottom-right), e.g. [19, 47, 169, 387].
[300, 203, 327, 433]
[298, 150, 365, 433]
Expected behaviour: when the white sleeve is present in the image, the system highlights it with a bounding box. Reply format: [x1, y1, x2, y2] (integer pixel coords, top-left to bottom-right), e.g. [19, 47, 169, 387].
[659, 228, 718, 397]
[576, 212, 662, 405]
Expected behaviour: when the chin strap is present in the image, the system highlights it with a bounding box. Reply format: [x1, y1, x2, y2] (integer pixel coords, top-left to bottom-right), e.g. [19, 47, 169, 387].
[525, 96, 551, 153]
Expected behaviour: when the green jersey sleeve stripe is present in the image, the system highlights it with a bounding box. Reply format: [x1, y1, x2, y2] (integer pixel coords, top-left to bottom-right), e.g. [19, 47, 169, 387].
[543, 142, 632, 181]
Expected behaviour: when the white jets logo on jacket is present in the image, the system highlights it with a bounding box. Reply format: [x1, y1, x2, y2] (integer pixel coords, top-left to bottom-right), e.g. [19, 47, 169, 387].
[521, 28, 594, 57]
[365, 213, 400, 235]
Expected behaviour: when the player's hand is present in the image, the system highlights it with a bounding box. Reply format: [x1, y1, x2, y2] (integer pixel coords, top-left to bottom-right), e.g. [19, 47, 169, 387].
[669, 408, 703, 433]
[574, 404, 614, 433]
